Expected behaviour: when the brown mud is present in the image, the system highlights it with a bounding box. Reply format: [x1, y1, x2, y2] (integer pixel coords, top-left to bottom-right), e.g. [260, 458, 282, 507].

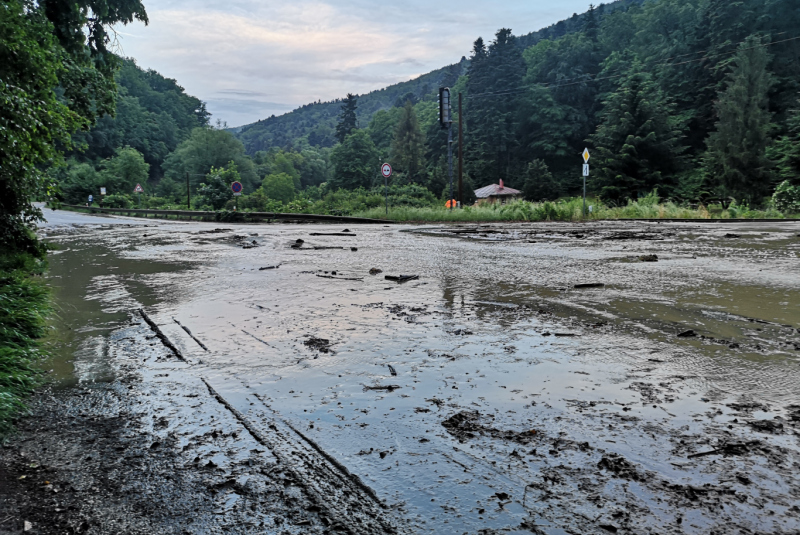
[1, 209, 799, 534]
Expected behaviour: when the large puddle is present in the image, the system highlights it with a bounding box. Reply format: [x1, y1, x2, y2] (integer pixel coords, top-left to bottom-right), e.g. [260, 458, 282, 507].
[38, 209, 800, 533]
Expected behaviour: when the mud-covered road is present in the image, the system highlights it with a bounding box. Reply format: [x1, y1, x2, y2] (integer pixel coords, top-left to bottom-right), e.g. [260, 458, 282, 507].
[2, 209, 799, 534]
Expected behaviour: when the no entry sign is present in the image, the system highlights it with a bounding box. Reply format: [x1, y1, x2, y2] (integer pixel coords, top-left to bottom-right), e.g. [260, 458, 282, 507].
[381, 163, 393, 178]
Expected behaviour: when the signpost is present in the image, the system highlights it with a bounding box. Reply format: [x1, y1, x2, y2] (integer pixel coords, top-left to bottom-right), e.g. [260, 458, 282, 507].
[231, 181, 243, 211]
[439, 87, 454, 209]
[134, 183, 144, 208]
[581, 149, 590, 218]
[381, 163, 392, 215]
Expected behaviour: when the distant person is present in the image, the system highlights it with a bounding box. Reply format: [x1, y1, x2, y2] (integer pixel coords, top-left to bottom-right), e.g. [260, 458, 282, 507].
[88, 194, 93, 206]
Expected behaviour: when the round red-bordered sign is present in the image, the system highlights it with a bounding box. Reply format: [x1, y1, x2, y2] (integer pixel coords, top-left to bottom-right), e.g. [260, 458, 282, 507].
[231, 181, 243, 194]
[381, 163, 393, 178]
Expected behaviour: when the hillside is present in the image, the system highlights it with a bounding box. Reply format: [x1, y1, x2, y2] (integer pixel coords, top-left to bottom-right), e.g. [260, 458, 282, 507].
[234, 0, 642, 155]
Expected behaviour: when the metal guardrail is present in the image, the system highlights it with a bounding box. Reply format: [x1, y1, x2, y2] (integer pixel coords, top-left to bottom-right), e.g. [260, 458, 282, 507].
[63, 205, 393, 224]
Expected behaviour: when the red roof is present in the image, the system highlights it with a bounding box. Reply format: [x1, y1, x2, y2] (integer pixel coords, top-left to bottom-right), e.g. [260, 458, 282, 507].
[474, 183, 522, 199]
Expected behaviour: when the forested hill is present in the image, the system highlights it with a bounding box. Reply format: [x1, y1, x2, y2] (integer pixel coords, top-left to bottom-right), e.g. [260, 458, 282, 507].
[235, 59, 467, 153]
[234, 0, 642, 155]
[71, 58, 210, 179]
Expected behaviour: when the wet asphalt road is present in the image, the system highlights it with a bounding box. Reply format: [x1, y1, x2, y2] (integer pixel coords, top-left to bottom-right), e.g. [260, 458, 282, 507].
[8, 208, 800, 534]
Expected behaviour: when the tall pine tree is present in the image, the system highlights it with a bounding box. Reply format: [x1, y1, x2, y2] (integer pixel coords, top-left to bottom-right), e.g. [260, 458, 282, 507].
[703, 35, 774, 203]
[335, 94, 358, 144]
[464, 29, 526, 188]
[773, 95, 800, 185]
[589, 61, 686, 202]
[390, 101, 426, 184]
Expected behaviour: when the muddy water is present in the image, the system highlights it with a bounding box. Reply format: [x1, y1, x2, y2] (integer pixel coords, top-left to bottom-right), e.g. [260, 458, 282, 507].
[39, 209, 800, 534]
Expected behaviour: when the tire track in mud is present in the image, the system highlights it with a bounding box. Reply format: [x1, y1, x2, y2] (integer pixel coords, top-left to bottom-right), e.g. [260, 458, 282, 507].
[139, 309, 402, 534]
[201, 378, 401, 535]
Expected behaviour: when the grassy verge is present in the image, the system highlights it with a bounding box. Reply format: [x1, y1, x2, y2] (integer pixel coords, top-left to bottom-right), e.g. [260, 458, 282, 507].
[353, 197, 795, 222]
[0, 251, 50, 436]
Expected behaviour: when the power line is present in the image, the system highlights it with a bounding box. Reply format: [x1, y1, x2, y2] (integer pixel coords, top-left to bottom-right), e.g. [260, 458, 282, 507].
[465, 32, 800, 100]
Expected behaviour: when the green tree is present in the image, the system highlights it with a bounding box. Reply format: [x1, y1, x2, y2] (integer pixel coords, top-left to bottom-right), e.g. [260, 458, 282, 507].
[464, 29, 527, 187]
[589, 62, 686, 202]
[522, 159, 559, 201]
[163, 127, 258, 191]
[771, 95, 800, 185]
[197, 163, 239, 210]
[102, 147, 149, 194]
[703, 35, 775, 203]
[367, 108, 402, 157]
[330, 130, 379, 190]
[390, 101, 426, 183]
[335, 94, 358, 143]
[260, 173, 296, 203]
[0, 0, 145, 252]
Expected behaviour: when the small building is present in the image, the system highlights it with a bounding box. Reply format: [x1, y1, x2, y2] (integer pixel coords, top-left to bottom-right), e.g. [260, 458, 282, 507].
[474, 180, 522, 205]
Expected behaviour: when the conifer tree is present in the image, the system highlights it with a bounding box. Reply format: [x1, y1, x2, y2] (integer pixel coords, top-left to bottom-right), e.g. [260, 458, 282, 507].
[589, 61, 686, 202]
[522, 159, 559, 201]
[771, 95, 800, 186]
[330, 130, 378, 190]
[703, 35, 774, 203]
[335, 94, 358, 144]
[390, 101, 426, 183]
[464, 30, 526, 187]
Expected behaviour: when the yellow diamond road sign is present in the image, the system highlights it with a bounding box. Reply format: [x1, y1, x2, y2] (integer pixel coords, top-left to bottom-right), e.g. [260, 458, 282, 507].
[582, 148, 590, 163]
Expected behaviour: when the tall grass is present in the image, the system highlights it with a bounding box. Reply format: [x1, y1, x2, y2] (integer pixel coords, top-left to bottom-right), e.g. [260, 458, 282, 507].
[0, 251, 50, 436]
[354, 193, 796, 222]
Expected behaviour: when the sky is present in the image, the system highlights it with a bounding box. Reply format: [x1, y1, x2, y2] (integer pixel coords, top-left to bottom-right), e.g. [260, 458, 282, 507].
[116, 0, 595, 127]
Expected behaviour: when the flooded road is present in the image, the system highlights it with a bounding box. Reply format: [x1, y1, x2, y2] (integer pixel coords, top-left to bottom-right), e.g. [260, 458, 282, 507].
[15, 209, 800, 533]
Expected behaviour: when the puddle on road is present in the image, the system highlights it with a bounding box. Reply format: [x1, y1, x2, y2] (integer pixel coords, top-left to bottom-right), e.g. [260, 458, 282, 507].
[38, 213, 800, 533]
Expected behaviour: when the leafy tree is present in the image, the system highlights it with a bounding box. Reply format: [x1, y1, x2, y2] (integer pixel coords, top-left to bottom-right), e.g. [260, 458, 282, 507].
[523, 159, 559, 201]
[703, 35, 775, 203]
[589, 62, 686, 202]
[162, 127, 258, 191]
[254, 149, 302, 189]
[0, 0, 145, 252]
[197, 164, 239, 210]
[390, 102, 426, 184]
[772, 180, 800, 213]
[101, 147, 149, 194]
[60, 163, 102, 204]
[335, 94, 359, 143]
[298, 147, 333, 188]
[330, 130, 379, 190]
[260, 173, 296, 203]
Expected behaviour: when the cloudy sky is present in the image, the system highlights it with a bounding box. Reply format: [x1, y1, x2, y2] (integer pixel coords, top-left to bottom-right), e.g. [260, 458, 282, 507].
[117, 0, 594, 127]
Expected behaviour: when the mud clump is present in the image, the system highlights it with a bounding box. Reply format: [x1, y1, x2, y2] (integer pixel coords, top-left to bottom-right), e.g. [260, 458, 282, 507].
[639, 254, 658, 262]
[304, 336, 332, 353]
[597, 453, 644, 481]
[442, 411, 538, 444]
[748, 419, 784, 434]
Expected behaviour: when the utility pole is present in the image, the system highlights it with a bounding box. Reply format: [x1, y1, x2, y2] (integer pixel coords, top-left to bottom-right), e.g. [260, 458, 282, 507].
[186, 172, 190, 210]
[439, 87, 454, 209]
[458, 92, 463, 208]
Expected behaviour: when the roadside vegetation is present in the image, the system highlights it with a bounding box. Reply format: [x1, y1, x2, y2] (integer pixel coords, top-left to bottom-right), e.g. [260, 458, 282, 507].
[0, 252, 50, 435]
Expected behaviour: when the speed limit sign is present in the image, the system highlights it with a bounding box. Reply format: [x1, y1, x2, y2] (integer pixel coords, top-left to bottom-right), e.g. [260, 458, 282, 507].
[381, 163, 393, 178]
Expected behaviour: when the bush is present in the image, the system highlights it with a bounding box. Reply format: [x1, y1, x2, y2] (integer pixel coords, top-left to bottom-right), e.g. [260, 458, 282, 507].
[773, 181, 800, 213]
[102, 194, 133, 208]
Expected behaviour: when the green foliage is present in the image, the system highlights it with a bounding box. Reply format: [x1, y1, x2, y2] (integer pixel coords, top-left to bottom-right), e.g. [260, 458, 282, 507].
[102, 194, 134, 208]
[391, 101, 426, 183]
[589, 62, 686, 202]
[197, 164, 238, 210]
[772, 95, 800, 185]
[0, 251, 50, 435]
[72, 58, 209, 178]
[330, 130, 379, 190]
[368, 108, 402, 158]
[335, 94, 359, 144]
[703, 35, 775, 203]
[772, 181, 800, 213]
[0, 1, 82, 254]
[260, 173, 296, 203]
[163, 127, 258, 191]
[101, 146, 149, 194]
[523, 159, 559, 201]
